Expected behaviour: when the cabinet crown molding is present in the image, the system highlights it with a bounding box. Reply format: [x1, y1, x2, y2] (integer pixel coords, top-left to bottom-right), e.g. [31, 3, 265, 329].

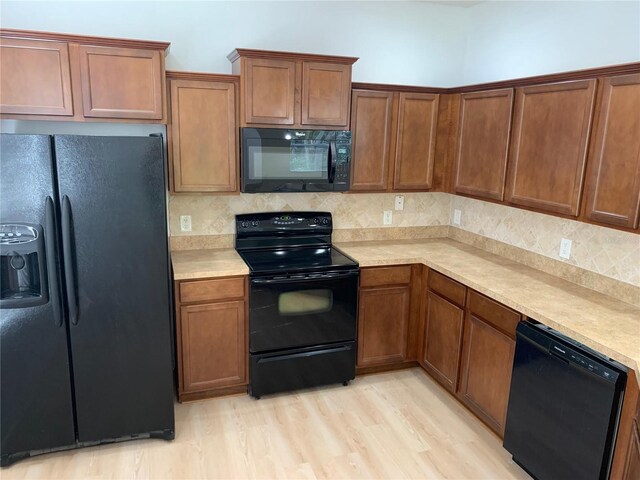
[0, 28, 170, 53]
[227, 48, 358, 65]
[166, 71, 239, 82]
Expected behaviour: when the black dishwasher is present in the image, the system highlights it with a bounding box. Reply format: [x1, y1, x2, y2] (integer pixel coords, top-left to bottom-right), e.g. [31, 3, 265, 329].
[504, 321, 627, 480]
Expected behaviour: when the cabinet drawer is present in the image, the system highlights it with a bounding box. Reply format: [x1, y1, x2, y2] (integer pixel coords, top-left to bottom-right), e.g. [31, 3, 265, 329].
[468, 291, 521, 337]
[428, 270, 466, 306]
[179, 277, 245, 304]
[360, 265, 412, 288]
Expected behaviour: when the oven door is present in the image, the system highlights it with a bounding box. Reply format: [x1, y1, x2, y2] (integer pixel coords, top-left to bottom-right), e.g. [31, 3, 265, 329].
[249, 270, 358, 353]
[241, 128, 335, 192]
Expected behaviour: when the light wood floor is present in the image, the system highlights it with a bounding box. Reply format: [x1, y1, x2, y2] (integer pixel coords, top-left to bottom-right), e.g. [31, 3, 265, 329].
[3, 368, 530, 480]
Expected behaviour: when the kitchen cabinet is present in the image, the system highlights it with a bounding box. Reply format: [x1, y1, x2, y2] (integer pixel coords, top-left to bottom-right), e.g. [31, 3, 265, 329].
[421, 271, 466, 392]
[453, 89, 514, 201]
[623, 419, 640, 480]
[78, 45, 164, 120]
[582, 74, 640, 229]
[393, 93, 440, 190]
[175, 276, 248, 402]
[505, 79, 596, 216]
[167, 72, 239, 193]
[0, 29, 169, 123]
[357, 266, 412, 368]
[349, 90, 395, 191]
[350, 88, 440, 192]
[228, 49, 357, 128]
[0, 37, 73, 116]
[457, 291, 521, 437]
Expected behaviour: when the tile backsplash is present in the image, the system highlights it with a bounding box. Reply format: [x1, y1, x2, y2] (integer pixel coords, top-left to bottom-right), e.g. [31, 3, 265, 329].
[169, 192, 451, 235]
[450, 196, 640, 287]
[169, 192, 640, 288]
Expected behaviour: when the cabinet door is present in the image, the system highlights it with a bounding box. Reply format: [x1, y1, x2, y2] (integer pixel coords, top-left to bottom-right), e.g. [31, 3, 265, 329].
[170, 79, 238, 193]
[0, 38, 73, 116]
[301, 62, 351, 126]
[623, 420, 640, 480]
[243, 58, 295, 125]
[422, 291, 464, 392]
[350, 90, 394, 191]
[583, 74, 640, 228]
[393, 93, 439, 191]
[458, 314, 515, 436]
[357, 286, 410, 367]
[79, 46, 164, 119]
[180, 301, 246, 393]
[506, 80, 596, 216]
[454, 89, 514, 201]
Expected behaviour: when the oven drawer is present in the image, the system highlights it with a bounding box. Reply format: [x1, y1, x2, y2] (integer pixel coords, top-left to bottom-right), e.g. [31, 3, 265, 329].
[249, 341, 356, 398]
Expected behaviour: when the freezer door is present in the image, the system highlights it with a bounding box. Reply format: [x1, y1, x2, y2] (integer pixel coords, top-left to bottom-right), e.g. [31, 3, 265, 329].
[0, 134, 76, 465]
[54, 135, 174, 442]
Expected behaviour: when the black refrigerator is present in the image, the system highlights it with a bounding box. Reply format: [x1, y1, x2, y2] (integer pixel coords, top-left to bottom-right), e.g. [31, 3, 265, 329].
[0, 134, 175, 467]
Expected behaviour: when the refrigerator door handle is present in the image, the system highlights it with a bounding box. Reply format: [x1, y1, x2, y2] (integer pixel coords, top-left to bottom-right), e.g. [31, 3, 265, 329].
[61, 195, 79, 325]
[45, 196, 63, 327]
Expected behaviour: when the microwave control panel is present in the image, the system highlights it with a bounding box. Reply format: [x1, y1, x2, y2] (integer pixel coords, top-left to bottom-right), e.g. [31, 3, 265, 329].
[334, 142, 351, 189]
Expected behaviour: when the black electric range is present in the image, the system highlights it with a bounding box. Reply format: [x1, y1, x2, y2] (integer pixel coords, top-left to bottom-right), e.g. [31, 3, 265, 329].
[235, 212, 359, 398]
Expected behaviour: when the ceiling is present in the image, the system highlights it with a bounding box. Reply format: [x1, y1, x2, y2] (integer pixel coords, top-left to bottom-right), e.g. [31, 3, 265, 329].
[428, 1, 484, 7]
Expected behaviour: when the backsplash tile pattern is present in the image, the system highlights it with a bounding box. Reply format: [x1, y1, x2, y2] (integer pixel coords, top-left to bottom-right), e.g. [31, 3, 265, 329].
[449, 196, 640, 287]
[169, 192, 639, 290]
[169, 192, 451, 236]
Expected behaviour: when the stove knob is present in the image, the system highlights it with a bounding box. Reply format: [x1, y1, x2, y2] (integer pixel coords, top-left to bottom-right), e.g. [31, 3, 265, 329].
[251, 220, 259, 227]
[312, 217, 319, 225]
[241, 221, 249, 228]
[322, 218, 329, 225]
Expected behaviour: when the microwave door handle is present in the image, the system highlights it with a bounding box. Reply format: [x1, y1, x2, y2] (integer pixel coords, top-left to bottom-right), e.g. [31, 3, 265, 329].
[328, 141, 337, 183]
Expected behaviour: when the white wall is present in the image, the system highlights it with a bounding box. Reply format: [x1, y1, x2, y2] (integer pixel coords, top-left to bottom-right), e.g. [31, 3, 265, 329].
[0, 1, 467, 86]
[460, 1, 640, 85]
[1, 1, 638, 85]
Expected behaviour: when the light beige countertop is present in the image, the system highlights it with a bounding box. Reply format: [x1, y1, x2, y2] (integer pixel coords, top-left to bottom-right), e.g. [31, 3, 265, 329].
[171, 238, 640, 378]
[172, 248, 248, 280]
[336, 238, 640, 378]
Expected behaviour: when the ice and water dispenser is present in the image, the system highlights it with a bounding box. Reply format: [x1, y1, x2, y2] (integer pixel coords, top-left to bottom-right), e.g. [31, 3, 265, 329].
[0, 224, 48, 308]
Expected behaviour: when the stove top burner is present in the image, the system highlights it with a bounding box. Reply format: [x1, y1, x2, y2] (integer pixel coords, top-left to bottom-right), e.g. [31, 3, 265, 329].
[238, 245, 357, 275]
[235, 212, 358, 275]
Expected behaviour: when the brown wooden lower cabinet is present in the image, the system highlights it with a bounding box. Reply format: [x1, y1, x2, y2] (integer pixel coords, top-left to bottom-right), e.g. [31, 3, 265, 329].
[175, 276, 248, 402]
[421, 283, 466, 393]
[623, 419, 640, 480]
[357, 266, 413, 369]
[457, 292, 521, 436]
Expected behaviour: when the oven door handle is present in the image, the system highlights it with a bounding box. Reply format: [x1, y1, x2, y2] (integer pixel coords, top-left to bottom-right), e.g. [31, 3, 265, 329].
[251, 271, 359, 285]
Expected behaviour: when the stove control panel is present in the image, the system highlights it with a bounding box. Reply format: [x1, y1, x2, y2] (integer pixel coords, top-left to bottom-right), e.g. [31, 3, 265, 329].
[236, 212, 332, 235]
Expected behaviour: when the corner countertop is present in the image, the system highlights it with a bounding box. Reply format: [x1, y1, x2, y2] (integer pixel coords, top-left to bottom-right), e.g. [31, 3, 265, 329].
[170, 238, 640, 378]
[335, 238, 640, 378]
[172, 248, 248, 280]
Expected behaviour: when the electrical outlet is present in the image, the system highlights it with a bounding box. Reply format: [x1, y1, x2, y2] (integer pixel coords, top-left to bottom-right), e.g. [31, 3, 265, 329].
[180, 215, 192, 232]
[383, 211, 393, 225]
[453, 209, 462, 226]
[559, 238, 572, 259]
[395, 195, 404, 211]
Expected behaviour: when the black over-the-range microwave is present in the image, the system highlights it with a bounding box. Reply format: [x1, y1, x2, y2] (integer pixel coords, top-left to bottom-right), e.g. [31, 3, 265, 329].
[240, 128, 352, 193]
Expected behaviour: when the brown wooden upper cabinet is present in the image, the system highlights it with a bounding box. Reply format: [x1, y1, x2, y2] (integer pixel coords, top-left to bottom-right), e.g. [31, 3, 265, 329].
[350, 89, 440, 192]
[0, 29, 169, 123]
[167, 72, 239, 193]
[0, 37, 74, 116]
[582, 74, 640, 229]
[78, 46, 164, 120]
[454, 89, 514, 201]
[505, 79, 596, 216]
[228, 49, 357, 129]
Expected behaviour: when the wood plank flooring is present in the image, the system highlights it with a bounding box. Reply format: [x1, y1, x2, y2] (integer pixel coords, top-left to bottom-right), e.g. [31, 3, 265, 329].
[3, 368, 530, 479]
